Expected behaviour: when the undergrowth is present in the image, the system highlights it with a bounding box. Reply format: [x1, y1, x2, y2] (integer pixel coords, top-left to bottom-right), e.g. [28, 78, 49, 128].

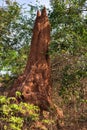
[0, 92, 55, 130]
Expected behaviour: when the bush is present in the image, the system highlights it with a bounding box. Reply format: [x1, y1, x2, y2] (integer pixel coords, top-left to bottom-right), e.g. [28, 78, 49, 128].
[0, 93, 40, 130]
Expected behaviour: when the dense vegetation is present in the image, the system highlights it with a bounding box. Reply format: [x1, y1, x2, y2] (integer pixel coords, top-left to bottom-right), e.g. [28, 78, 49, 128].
[0, 0, 87, 130]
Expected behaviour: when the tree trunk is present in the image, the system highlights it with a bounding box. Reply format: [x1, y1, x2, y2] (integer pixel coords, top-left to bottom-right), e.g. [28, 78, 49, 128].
[9, 7, 52, 110]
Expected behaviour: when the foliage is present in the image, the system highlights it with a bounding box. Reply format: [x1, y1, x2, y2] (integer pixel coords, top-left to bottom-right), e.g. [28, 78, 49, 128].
[60, 54, 87, 94]
[49, 0, 87, 55]
[0, 1, 37, 77]
[49, 1, 87, 117]
[0, 1, 39, 89]
[0, 93, 40, 130]
[0, 92, 56, 130]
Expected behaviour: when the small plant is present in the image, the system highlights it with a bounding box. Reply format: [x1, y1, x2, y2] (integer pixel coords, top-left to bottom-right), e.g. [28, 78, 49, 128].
[0, 92, 40, 130]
